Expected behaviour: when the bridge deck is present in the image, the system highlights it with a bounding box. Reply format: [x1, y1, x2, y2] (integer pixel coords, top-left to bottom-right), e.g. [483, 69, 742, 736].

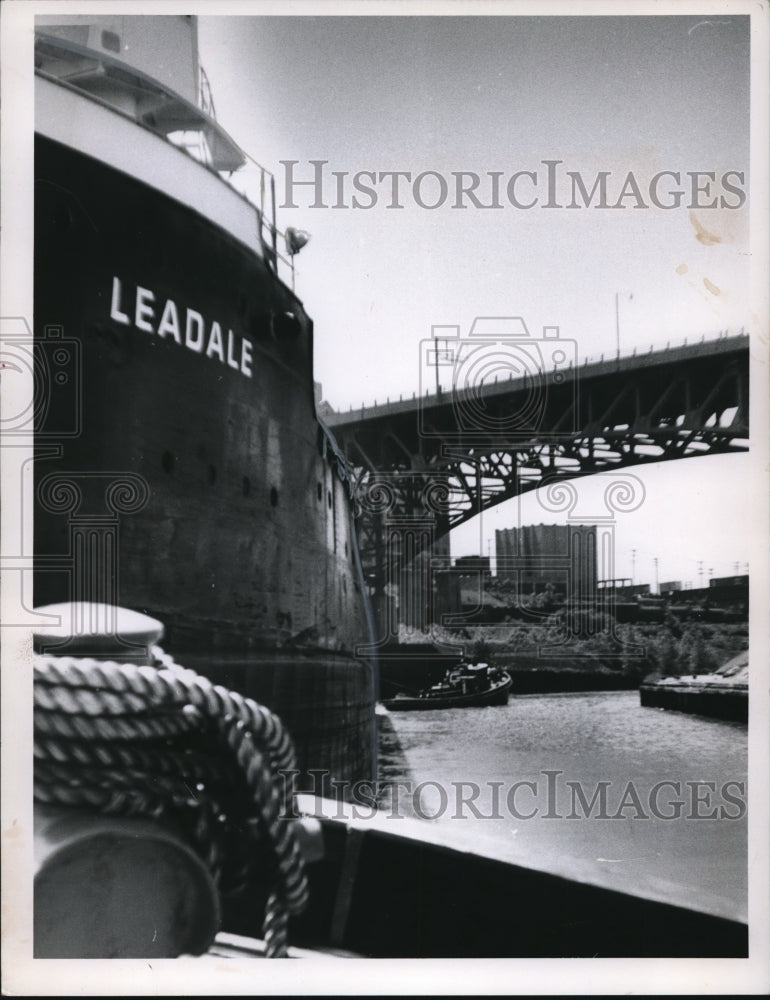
[327, 334, 748, 432]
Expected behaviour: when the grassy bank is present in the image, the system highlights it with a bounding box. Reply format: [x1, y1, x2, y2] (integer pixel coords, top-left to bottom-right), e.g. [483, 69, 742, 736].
[383, 618, 748, 694]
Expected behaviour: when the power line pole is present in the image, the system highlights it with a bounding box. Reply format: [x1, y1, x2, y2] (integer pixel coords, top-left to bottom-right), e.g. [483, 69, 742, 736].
[615, 291, 633, 359]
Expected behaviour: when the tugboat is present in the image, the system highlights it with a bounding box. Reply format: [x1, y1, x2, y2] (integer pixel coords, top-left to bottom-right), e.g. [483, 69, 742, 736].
[31, 605, 747, 961]
[381, 661, 512, 711]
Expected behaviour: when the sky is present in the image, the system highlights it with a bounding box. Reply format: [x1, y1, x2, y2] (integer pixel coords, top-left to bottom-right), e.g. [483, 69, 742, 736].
[196, 11, 756, 587]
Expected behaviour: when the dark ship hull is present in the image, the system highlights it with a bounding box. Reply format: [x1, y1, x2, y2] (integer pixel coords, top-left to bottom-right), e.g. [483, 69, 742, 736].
[34, 71, 375, 792]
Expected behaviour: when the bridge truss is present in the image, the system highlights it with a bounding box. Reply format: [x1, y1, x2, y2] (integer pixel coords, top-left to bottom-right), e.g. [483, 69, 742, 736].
[326, 334, 749, 642]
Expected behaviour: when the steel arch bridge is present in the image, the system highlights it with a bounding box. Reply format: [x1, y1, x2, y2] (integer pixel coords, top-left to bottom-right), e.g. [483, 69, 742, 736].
[324, 331, 749, 630]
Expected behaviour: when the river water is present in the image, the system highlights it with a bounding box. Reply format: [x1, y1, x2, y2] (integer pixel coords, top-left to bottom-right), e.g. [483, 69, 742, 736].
[378, 690, 747, 922]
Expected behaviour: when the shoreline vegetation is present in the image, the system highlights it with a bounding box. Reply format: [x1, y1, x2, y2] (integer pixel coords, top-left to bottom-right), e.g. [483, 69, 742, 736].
[382, 618, 748, 696]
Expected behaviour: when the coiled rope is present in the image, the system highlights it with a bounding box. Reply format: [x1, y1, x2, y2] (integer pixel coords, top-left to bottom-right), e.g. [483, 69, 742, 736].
[33, 645, 309, 957]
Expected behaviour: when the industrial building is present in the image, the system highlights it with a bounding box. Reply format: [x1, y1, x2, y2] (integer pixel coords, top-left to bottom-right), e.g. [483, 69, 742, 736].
[495, 524, 598, 598]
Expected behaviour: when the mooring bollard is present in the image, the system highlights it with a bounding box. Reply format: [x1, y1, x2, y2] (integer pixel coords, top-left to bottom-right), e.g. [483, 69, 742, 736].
[33, 602, 221, 958]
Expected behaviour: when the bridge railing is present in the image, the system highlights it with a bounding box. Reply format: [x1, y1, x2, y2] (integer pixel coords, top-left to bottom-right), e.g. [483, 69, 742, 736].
[329, 331, 749, 418]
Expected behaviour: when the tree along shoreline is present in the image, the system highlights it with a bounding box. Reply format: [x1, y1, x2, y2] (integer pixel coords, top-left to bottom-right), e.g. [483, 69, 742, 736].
[383, 619, 748, 694]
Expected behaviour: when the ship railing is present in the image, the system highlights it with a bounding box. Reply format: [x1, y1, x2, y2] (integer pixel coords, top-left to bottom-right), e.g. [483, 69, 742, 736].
[198, 64, 217, 121]
[224, 152, 298, 290]
[35, 33, 300, 292]
[167, 129, 215, 168]
[149, 130, 297, 289]
[195, 61, 297, 289]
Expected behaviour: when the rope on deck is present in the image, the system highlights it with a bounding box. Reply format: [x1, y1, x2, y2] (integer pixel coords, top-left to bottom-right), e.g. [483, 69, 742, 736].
[33, 647, 309, 957]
